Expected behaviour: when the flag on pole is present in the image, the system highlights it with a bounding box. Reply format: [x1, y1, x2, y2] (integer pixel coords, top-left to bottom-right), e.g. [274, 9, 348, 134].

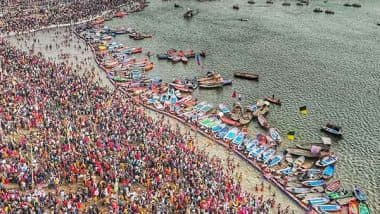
[287, 131, 295, 141]
[299, 106, 308, 115]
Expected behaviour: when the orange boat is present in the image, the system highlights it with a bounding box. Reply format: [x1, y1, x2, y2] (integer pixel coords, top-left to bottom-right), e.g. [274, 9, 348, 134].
[348, 200, 359, 214]
[221, 116, 241, 127]
[144, 62, 154, 71]
[132, 47, 143, 54]
[114, 11, 127, 18]
[104, 60, 119, 68]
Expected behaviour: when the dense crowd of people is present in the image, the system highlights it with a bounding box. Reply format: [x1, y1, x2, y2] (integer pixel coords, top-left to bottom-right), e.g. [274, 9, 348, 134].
[0, 38, 295, 213]
[0, 0, 144, 34]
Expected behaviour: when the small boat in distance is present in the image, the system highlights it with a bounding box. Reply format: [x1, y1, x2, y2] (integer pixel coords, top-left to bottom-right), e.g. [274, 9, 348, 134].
[265, 96, 281, 105]
[233, 4, 239, 10]
[233, 71, 259, 80]
[321, 123, 343, 137]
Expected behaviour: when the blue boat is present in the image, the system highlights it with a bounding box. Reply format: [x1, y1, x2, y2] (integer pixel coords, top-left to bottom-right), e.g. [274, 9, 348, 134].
[217, 126, 230, 139]
[212, 123, 226, 133]
[248, 145, 265, 158]
[269, 128, 281, 142]
[223, 128, 239, 141]
[354, 186, 368, 201]
[267, 154, 283, 167]
[257, 148, 275, 162]
[232, 132, 245, 145]
[243, 139, 258, 152]
[286, 187, 311, 194]
[302, 179, 325, 187]
[306, 197, 330, 205]
[218, 104, 230, 114]
[131, 70, 142, 80]
[277, 166, 295, 175]
[316, 155, 338, 167]
[315, 204, 341, 212]
[194, 101, 207, 111]
[322, 165, 335, 179]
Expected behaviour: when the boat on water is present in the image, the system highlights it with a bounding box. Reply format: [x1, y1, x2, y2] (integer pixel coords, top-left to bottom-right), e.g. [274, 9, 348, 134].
[326, 180, 341, 192]
[232, 4, 239, 10]
[293, 155, 305, 166]
[248, 0, 255, 4]
[220, 116, 241, 127]
[239, 109, 253, 125]
[286, 148, 326, 158]
[199, 82, 224, 89]
[266, 154, 283, 167]
[304, 197, 330, 205]
[257, 148, 275, 162]
[265, 96, 281, 105]
[269, 128, 281, 142]
[313, 8, 323, 13]
[248, 145, 266, 158]
[223, 127, 239, 141]
[233, 71, 259, 80]
[316, 155, 338, 167]
[327, 190, 353, 200]
[322, 164, 335, 179]
[359, 202, 370, 214]
[257, 115, 269, 129]
[316, 204, 341, 212]
[286, 187, 311, 194]
[321, 123, 343, 137]
[354, 186, 368, 201]
[349, 200, 359, 214]
[232, 132, 245, 145]
[219, 104, 231, 114]
[302, 179, 325, 187]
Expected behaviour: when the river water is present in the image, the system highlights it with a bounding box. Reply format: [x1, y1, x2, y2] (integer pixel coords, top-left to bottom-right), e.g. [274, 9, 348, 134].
[106, 0, 380, 211]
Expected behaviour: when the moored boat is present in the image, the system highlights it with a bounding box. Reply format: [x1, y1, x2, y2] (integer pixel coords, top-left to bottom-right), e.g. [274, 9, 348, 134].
[321, 123, 343, 137]
[326, 180, 341, 192]
[302, 179, 325, 187]
[349, 200, 359, 214]
[316, 155, 338, 167]
[354, 186, 368, 201]
[199, 82, 224, 89]
[258, 115, 270, 129]
[265, 96, 282, 105]
[233, 71, 259, 80]
[269, 128, 281, 142]
[304, 197, 330, 205]
[322, 164, 335, 179]
[316, 204, 341, 212]
[359, 202, 370, 214]
[220, 116, 241, 127]
[286, 187, 311, 194]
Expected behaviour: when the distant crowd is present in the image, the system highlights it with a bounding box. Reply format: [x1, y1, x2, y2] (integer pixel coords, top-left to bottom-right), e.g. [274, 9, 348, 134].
[0, 39, 294, 213]
[0, 0, 144, 34]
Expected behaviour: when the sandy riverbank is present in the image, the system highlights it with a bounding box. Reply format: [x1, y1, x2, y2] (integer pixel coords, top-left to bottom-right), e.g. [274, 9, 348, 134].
[6, 27, 304, 213]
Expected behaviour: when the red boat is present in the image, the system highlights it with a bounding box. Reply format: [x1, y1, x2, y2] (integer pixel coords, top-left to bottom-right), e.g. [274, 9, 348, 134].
[348, 200, 359, 214]
[169, 83, 193, 93]
[258, 115, 270, 129]
[265, 97, 282, 105]
[326, 180, 341, 192]
[221, 116, 241, 127]
[131, 47, 143, 54]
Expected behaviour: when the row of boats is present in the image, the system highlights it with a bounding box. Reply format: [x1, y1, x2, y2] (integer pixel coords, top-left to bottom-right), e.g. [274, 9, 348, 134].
[75, 13, 367, 214]
[156, 48, 206, 64]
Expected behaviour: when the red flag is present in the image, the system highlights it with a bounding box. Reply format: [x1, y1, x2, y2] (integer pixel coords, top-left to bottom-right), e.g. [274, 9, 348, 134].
[231, 90, 237, 98]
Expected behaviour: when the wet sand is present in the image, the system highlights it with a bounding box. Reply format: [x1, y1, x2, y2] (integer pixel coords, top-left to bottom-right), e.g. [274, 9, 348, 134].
[7, 27, 303, 213]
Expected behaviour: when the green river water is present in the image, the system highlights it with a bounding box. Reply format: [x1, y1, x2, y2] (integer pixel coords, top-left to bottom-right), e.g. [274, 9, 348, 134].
[106, 0, 379, 211]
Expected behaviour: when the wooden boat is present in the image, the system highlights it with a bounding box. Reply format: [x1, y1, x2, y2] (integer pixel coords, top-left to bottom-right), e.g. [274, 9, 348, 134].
[239, 109, 253, 125]
[248, 0, 255, 4]
[233, 71, 259, 80]
[257, 115, 269, 129]
[131, 47, 143, 54]
[354, 186, 368, 201]
[337, 197, 356, 206]
[304, 197, 330, 205]
[321, 123, 343, 137]
[348, 200, 359, 214]
[316, 155, 338, 167]
[252, 105, 269, 117]
[296, 192, 324, 200]
[104, 60, 119, 68]
[326, 180, 341, 192]
[282, 2, 291, 6]
[181, 56, 188, 63]
[222, 79, 233, 86]
[231, 103, 242, 121]
[265, 97, 282, 105]
[302, 179, 325, 187]
[293, 156, 305, 166]
[296, 143, 330, 152]
[114, 11, 127, 18]
[316, 204, 341, 212]
[221, 116, 241, 127]
[286, 187, 311, 194]
[358, 203, 369, 214]
[199, 82, 223, 89]
[197, 73, 221, 82]
[286, 148, 324, 158]
[325, 10, 335, 15]
[232, 4, 239, 10]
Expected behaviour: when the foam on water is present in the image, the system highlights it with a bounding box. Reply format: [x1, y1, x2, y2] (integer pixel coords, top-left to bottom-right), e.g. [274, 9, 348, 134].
[106, 0, 379, 211]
